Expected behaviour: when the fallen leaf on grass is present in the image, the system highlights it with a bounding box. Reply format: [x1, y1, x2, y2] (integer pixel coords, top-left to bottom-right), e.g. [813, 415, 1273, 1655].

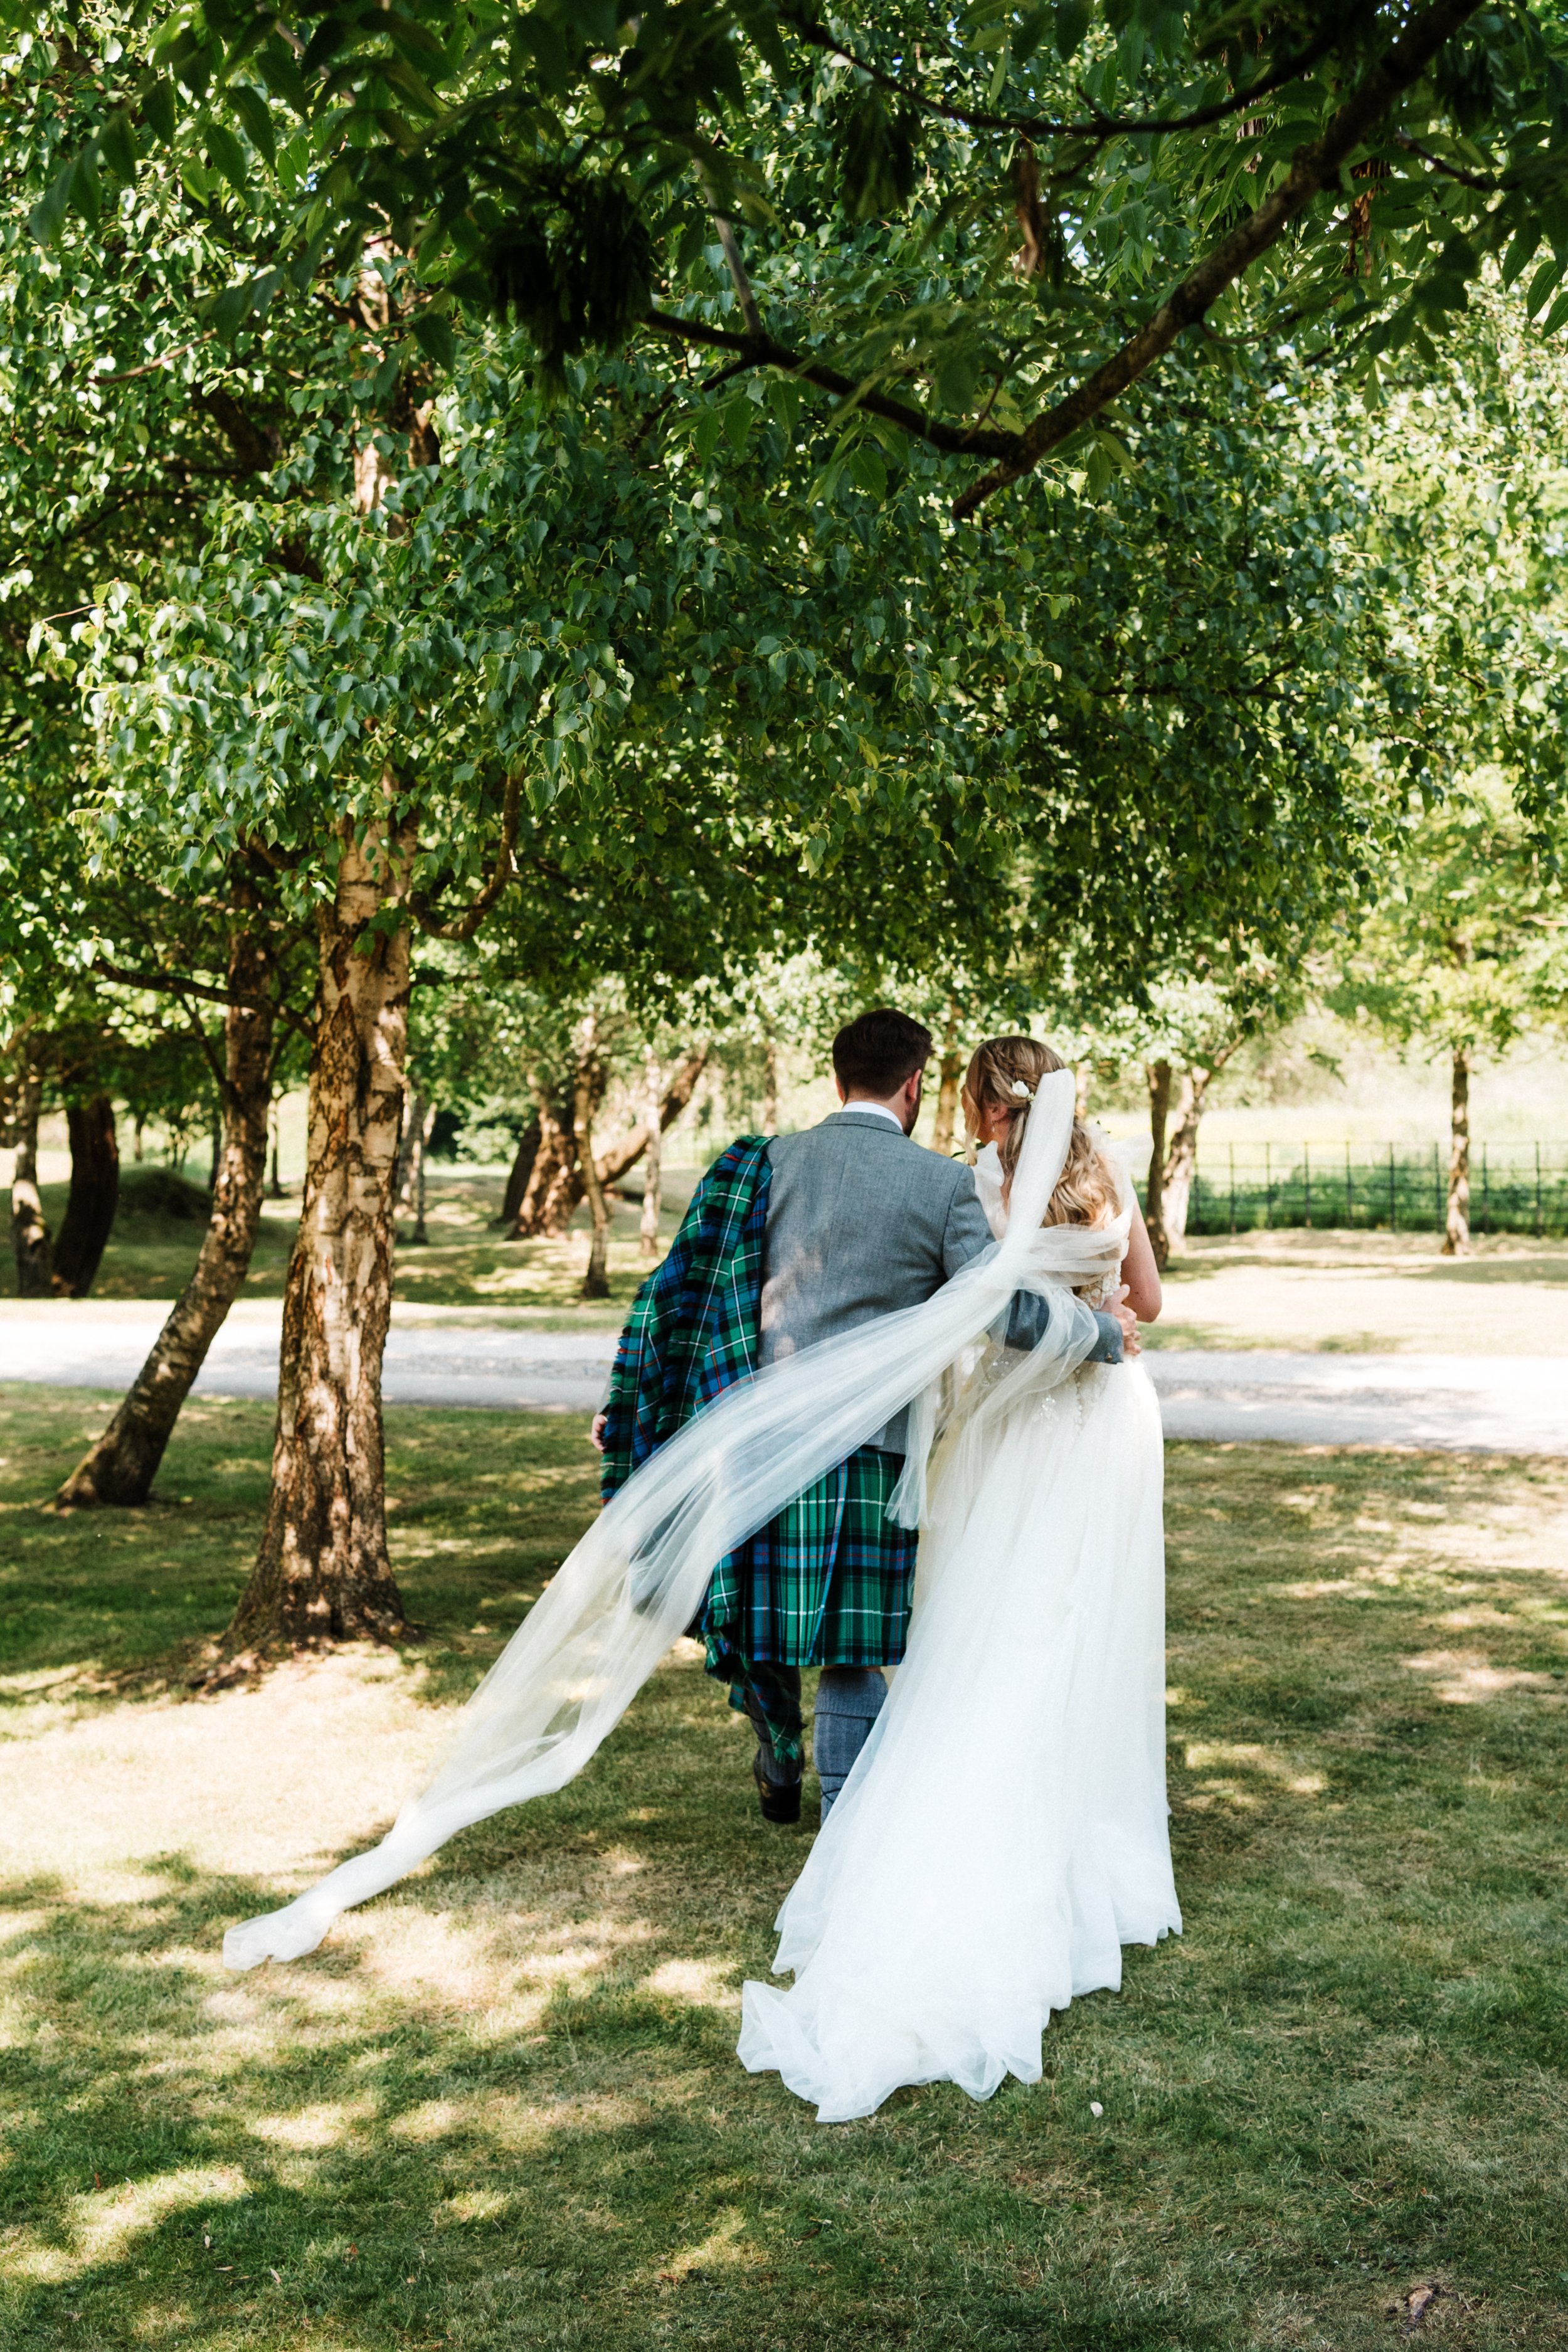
[1391, 2282, 1443, 2333]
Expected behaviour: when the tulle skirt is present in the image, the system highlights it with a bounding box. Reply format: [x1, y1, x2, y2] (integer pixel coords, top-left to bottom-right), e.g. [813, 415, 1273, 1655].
[738, 1353, 1179, 2121]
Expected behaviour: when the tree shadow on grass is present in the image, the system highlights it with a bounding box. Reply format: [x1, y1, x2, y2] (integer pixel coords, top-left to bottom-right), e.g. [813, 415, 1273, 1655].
[5, 1431, 1568, 2347]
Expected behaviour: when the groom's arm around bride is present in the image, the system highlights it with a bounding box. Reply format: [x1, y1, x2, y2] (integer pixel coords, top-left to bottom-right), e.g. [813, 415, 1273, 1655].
[594, 1008, 1131, 1826]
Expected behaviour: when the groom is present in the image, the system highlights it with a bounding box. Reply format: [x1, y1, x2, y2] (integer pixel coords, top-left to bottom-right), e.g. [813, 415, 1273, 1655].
[595, 1008, 1131, 1824]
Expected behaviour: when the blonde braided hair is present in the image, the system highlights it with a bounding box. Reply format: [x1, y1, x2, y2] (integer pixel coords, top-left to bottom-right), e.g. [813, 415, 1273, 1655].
[960, 1036, 1118, 1231]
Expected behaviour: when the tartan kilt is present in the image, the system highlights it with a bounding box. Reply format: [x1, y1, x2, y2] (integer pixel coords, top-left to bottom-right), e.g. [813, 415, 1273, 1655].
[697, 1444, 916, 1683]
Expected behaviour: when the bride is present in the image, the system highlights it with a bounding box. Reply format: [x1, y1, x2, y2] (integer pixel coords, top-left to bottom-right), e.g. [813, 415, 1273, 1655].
[223, 1042, 1177, 2107]
[738, 1035, 1180, 2121]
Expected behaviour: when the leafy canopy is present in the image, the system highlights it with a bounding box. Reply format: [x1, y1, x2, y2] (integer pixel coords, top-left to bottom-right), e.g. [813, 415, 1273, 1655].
[21, 1, 1568, 512]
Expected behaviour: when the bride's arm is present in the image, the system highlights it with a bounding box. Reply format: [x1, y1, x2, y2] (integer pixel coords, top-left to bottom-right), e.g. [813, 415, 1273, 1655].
[1120, 1196, 1162, 1323]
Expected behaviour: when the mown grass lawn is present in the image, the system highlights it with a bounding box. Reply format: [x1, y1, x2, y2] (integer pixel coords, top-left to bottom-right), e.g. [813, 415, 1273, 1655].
[1, 1386, 1565, 2350]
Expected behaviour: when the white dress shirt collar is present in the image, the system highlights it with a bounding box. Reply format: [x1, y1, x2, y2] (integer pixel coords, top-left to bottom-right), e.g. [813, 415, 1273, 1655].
[832, 1101, 906, 1130]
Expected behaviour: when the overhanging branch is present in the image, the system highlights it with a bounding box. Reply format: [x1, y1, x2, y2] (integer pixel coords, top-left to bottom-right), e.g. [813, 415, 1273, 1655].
[640, 310, 1019, 458]
[951, 0, 1484, 518]
[784, 12, 1341, 146]
[95, 960, 314, 1047]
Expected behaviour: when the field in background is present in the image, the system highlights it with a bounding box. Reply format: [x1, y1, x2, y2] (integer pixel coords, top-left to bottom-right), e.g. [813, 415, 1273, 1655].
[1145, 1231, 1568, 1357]
[7, 1163, 1565, 1358]
[0, 1167, 699, 1313]
[1, 1387, 1565, 2349]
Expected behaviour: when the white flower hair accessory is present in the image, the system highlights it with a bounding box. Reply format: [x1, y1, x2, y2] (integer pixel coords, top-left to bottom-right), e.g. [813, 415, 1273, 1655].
[1007, 1079, 1036, 1103]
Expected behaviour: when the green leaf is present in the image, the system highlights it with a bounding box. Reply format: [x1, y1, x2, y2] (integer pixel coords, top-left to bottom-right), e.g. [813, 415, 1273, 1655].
[205, 121, 251, 197]
[691, 408, 722, 464]
[845, 442, 887, 501]
[766, 377, 802, 433]
[229, 83, 277, 167]
[208, 280, 257, 341]
[100, 109, 139, 185]
[1525, 257, 1563, 317]
[70, 147, 102, 228]
[723, 395, 753, 454]
[142, 76, 177, 145]
[933, 345, 982, 414]
[1500, 229, 1538, 290]
[1539, 289, 1568, 338]
[28, 154, 78, 246]
[839, 89, 919, 221]
[410, 310, 457, 370]
[1056, 0, 1091, 61]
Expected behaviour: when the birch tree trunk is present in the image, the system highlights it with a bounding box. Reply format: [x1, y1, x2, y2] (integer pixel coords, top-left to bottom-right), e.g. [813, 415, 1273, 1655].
[227, 818, 414, 1650]
[395, 1084, 432, 1244]
[51, 1094, 119, 1298]
[1444, 1043, 1471, 1257]
[575, 1015, 612, 1300]
[640, 1049, 662, 1258]
[57, 923, 277, 1508]
[1145, 1059, 1173, 1271]
[931, 999, 962, 1157]
[761, 1032, 779, 1133]
[9, 1068, 52, 1296]
[1159, 1064, 1214, 1254]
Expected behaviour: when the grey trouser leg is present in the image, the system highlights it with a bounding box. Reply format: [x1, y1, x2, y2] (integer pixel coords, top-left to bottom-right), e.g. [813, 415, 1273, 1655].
[813, 1666, 887, 1818]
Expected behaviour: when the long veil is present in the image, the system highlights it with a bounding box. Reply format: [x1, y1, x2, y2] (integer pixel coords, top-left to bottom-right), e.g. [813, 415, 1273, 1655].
[224, 1071, 1110, 1969]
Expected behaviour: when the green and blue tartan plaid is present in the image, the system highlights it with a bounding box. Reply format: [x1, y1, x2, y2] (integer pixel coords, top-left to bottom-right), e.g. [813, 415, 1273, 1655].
[598, 1134, 773, 1500]
[697, 1444, 917, 1687]
[599, 1134, 916, 1763]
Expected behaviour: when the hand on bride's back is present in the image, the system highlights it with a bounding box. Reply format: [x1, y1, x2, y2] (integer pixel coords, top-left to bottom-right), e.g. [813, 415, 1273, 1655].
[1111, 1293, 1141, 1357]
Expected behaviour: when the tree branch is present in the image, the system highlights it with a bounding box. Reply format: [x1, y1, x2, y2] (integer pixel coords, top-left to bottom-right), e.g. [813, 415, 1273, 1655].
[1392, 130, 1500, 190]
[409, 770, 521, 940]
[94, 960, 314, 1046]
[708, 204, 764, 338]
[596, 1046, 710, 1187]
[640, 309, 1019, 458]
[784, 12, 1341, 144]
[952, 0, 1483, 519]
[95, 341, 203, 385]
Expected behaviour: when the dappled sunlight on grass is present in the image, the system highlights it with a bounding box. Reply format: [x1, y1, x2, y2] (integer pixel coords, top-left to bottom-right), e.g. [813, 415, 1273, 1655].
[1, 1394, 1567, 2346]
[3, 2165, 253, 2287]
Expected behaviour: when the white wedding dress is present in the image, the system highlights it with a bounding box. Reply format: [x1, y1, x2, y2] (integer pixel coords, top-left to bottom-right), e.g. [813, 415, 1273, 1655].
[738, 1143, 1180, 2121]
[221, 1073, 1174, 2018]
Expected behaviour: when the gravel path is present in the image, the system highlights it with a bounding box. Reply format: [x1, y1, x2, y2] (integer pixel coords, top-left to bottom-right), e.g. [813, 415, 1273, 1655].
[2, 1305, 1563, 1451]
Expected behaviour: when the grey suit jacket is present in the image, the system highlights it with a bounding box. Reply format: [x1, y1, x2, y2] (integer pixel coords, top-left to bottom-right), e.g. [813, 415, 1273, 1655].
[759, 1109, 1121, 1452]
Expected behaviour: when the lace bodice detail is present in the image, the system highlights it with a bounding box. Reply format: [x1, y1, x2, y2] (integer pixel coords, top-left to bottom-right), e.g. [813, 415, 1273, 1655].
[972, 1138, 1129, 1305]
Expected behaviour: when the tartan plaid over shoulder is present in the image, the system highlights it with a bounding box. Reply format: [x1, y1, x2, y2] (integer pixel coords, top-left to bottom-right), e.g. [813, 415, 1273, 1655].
[598, 1135, 772, 1502]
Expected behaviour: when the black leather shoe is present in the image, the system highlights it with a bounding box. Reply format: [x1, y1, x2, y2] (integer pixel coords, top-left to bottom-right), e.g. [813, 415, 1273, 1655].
[753, 1749, 802, 1824]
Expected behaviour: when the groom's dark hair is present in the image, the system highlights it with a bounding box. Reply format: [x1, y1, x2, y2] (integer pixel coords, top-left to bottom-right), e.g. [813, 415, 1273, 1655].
[834, 1008, 933, 1097]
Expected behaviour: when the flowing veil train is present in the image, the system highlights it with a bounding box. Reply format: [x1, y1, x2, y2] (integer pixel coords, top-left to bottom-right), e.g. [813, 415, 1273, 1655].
[737, 1121, 1180, 2120]
[224, 1071, 1101, 1972]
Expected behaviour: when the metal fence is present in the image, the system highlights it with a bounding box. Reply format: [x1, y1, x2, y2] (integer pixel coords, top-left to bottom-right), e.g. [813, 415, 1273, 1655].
[1180, 1142, 1568, 1237]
